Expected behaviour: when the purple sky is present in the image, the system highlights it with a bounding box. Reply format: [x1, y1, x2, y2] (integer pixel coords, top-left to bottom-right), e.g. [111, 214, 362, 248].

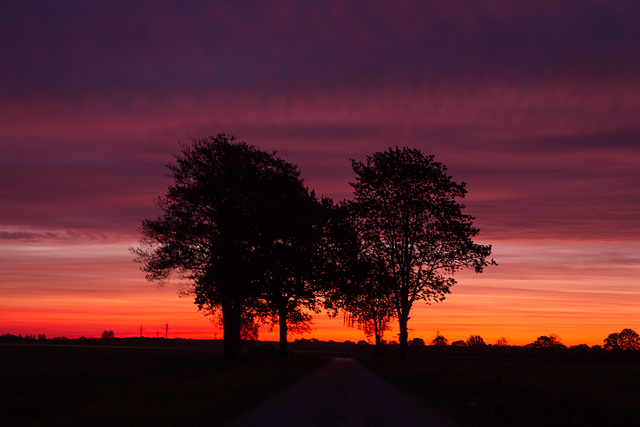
[2, 1, 639, 343]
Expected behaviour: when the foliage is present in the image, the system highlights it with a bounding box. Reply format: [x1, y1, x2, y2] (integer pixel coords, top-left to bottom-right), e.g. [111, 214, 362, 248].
[100, 330, 115, 345]
[343, 262, 396, 349]
[466, 335, 486, 346]
[603, 333, 620, 350]
[431, 332, 448, 346]
[133, 134, 319, 359]
[349, 147, 494, 359]
[249, 158, 324, 357]
[494, 337, 508, 346]
[604, 328, 640, 350]
[319, 200, 396, 351]
[411, 337, 426, 346]
[527, 334, 564, 349]
[451, 340, 467, 347]
[101, 330, 115, 339]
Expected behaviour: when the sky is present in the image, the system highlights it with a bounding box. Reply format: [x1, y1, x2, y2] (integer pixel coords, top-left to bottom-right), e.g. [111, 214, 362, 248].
[2, 0, 639, 346]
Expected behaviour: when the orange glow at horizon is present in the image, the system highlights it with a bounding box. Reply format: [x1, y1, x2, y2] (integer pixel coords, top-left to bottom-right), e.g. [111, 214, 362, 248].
[2, 239, 638, 348]
[2, 2, 640, 353]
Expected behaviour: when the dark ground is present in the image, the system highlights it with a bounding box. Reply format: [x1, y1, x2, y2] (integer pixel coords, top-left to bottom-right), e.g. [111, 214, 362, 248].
[2, 341, 640, 426]
[0, 343, 325, 426]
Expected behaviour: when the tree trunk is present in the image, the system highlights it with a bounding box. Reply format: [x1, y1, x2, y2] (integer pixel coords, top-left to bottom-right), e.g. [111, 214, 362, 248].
[222, 303, 241, 361]
[374, 329, 382, 356]
[398, 313, 409, 360]
[278, 307, 288, 359]
[374, 315, 383, 356]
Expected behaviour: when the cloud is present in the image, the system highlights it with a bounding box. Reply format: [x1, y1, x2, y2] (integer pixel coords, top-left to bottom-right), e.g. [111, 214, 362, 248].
[2, 1, 639, 103]
[2, 86, 640, 239]
[4, 0, 640, 344]
[0, 228, 131, 245]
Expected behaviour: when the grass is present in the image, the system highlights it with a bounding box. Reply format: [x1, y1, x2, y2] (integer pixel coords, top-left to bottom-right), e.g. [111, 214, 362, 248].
[0, 343, 326, 426]
[361, 349, 640, 426]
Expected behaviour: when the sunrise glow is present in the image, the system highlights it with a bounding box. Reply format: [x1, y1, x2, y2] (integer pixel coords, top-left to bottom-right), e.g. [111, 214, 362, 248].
[2, 1, 639, 348]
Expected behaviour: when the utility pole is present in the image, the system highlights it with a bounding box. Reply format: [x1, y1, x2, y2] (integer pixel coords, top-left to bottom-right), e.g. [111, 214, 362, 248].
[140, 325, 143, 338]
[165, 323, 169, 339]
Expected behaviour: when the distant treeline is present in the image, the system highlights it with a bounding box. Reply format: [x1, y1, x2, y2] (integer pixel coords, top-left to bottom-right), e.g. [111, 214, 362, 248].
[0, 334, 223, 349]
[2, 333, 639, 361]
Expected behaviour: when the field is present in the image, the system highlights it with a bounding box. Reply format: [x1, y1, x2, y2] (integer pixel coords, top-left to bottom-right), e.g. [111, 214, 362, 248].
[0, 343, 325, 426]
[2, 343, 640, 426]
[362, 347, 640, 426]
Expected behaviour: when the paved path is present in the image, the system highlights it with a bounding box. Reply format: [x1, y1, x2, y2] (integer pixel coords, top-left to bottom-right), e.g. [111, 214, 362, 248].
[226, 357, 457, 427]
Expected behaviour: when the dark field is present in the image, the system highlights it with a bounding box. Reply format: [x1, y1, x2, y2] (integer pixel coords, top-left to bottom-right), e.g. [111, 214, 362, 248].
[362, 348, 640, 426]
[3, 343, 640, 426]
[0, 344, 325, 426]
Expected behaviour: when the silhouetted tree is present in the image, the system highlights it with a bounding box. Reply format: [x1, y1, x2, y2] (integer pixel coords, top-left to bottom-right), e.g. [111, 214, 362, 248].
[254, 170, 324, 358]
[529, 334, 564, 348]
[494, 337, 509, 347]
[320, 200, 395, 354]
[431, 332, 448, 346]
[100, 330, 115, 345]
[344, 263, 396, 352]
[603, 332, 621, 350]
[133, 134, 318, 360]
[451, 340, 467, 347]
[571, 344, 591, 350]
[349, 147, 494, 359]
[604, 328, 640, 350]
[411, 337, 426, 347]
[618, 328, 640, 350]
[466, 335, 486, 346]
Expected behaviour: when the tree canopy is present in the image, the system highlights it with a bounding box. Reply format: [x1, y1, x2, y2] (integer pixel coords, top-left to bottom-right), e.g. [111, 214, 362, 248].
[604, 329, 640, 350]
[528, 334, 564, 349]
[133, 140, 496, 360]
[132, 134, 319, 359]
[317, 200, 396, 353]
[348, 147, 494, 359]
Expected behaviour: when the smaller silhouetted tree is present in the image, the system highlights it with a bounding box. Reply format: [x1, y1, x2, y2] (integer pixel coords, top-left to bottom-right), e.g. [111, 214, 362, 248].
[603, 332, 621, 350]
[411, 337, 426, 347]
[618, 328, 640, 350]
[100, 330, 115, 345]
[466, 335, 486, 346]
[495, 337, 508, 346]
[529, 334, 564, 348]
[320, 200, 395, 355]
[348, 147, 495, 360]
[451, 340, 467, 347]
[571, 344, 590, 350]
[604, 328, 640, 350]
[431, 332, 448, 346]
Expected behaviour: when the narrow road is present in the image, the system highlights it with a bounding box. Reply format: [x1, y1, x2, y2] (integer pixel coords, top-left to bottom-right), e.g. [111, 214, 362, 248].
[226, 357, 457, 427]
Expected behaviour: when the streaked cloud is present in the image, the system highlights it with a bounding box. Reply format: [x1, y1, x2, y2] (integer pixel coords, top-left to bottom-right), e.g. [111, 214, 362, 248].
[1, 1, 639, 342]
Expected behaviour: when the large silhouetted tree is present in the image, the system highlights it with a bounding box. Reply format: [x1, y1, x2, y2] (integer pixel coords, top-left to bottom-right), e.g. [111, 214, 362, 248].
[349, 147, 494, 359]
[133, 134, 318, 360]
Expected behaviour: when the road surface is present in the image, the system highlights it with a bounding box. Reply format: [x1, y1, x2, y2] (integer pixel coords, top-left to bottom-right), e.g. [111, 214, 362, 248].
[226, 357, 457, 427]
